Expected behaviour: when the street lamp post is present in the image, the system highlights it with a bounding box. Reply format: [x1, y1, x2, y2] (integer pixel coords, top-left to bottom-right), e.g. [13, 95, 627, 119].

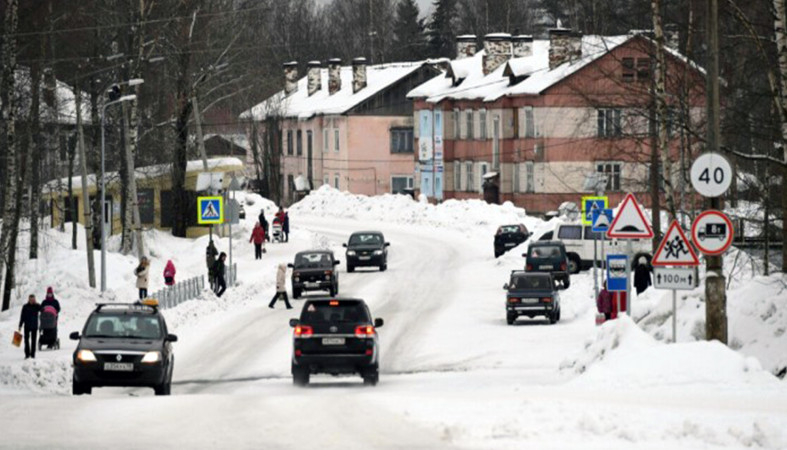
[100, 93, 138, 293]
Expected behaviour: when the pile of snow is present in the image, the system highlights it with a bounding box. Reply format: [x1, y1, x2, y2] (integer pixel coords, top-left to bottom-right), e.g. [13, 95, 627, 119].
[291, 185, 551, 236]
[561, 316, 778, 389]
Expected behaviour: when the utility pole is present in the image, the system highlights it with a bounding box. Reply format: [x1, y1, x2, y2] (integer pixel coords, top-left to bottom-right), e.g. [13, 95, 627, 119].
[121, 100, 144, 259]
[704, 0, 727, 343]
[75, 85, 96, 288]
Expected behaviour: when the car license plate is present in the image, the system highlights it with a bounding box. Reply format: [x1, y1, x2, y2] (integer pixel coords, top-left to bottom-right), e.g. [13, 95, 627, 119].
[359, 256, 371, 260]
[103, 362, 133, 372]
[322, 337, 345, 345]
[521, 298, 539, 304]
[539, 265, 553, 270]
[505, 243, 516, 247]
[305, 282, 319, 287]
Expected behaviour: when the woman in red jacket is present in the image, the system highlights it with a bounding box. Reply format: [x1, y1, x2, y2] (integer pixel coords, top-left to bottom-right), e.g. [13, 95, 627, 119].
[163, 260, 176, 286]
[250, 222, 266, 260]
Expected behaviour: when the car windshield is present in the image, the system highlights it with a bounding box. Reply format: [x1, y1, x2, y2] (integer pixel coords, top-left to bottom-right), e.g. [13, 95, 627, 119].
[294, 253, 332, 268]
[529, 246, 562, 258]
[84, 314, 163, 339]
[513, 275, 552, 290]
[301, 302, 371, 323]
[349, 234, 382, 246]
[498, 225, 520, 234]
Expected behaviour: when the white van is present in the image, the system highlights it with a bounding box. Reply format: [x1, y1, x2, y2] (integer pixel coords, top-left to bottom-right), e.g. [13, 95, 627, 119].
[548, 223, 653, 274]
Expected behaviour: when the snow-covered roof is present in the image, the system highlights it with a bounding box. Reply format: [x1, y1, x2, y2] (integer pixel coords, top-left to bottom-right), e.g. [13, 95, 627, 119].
[408, 34, 701, 103]
[202, 133, 250, 151]
[240, 62, 426, 121]
[4, 66, 92, 125]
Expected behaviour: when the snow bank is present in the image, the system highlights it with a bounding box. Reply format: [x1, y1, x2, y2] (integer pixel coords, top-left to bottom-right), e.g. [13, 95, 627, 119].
[561, 316, 779, 389]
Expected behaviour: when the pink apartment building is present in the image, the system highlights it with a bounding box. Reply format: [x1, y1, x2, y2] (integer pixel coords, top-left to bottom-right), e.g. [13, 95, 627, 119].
[241, 58, 437, 203]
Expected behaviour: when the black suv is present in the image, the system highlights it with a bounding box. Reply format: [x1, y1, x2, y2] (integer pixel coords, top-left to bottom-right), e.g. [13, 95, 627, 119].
[494, 224, 530, 258]
[523, 240, 570, 288]
[343, 231, 390, 272]
[504, 271, 561, 325]
[289, 298, 384, 386]
[289, 250, 340, 298]
[70, 302, 177, 396]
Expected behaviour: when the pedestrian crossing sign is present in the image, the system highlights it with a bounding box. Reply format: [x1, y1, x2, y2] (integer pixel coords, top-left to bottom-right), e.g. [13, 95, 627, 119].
[197, 196, 224, 225]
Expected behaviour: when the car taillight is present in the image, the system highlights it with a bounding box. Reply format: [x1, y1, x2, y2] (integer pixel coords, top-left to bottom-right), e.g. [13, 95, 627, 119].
[294, 349, 302, 356]
[355, 325, 375, 337]
[526, 264, 533, 271]
[294, 325, 313, 338]
[508, 298, 520, 304]
[324, 270, 332, 276]
[560, 262, 567, 271]
[541, 297, 553, 303]
[365, 349, 373, 356]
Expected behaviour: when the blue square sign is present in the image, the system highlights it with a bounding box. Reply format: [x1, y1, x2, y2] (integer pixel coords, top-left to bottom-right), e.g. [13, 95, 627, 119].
[606, 254, 628, 292]
[592, 208, 614, 233]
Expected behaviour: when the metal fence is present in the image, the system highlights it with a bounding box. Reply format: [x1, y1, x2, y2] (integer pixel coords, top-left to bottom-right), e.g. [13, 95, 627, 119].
[148, 276, 205, 309]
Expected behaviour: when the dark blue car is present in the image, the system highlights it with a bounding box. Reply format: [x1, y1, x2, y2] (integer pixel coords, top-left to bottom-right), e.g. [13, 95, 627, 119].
[504, 271, 561, 325]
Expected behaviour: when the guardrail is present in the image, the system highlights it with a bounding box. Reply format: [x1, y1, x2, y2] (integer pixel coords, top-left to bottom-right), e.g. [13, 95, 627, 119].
[147, 276, 205, 309]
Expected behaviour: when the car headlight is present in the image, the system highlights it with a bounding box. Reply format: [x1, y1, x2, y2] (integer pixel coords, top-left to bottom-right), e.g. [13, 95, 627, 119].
[373, 250, 383, 255]
[141, 351, 161, 364]
[347, 250, 356, 256]
[76, 350, 97, 362]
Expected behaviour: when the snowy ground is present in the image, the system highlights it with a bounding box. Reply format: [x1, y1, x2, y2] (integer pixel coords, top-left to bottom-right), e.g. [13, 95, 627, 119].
[0, 186, 785, 449]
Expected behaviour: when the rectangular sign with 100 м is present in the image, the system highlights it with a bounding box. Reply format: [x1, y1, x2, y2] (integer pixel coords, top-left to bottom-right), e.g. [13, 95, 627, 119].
[653, 267, 696, 290]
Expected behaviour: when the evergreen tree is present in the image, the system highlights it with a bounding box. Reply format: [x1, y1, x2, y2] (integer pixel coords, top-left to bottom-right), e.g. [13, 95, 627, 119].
[392, 0, 428, 61]
[427, 0, 458, 57]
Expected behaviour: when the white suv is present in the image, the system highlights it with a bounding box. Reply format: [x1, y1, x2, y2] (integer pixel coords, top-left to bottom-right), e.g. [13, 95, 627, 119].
[547, 223, 653, 274]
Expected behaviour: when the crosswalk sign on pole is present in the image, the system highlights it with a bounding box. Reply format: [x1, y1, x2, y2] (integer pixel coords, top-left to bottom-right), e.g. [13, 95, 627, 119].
[652, 220, 700, 266]
[582, 196, 608, 225]
[197, 196, 224, 225]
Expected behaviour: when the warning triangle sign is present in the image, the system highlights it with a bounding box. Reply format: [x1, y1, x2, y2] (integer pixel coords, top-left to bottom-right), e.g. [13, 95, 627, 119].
[606, 193, 654, 239]
[652, 220, 700, 266]
[202, 201, 220, 219]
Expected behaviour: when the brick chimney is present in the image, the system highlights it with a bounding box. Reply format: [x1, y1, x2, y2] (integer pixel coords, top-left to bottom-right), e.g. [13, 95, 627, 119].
[512, 35, 533, 58]
[328, 58, 342, 95]
[456, 35, 477, 59]
[352, 57, 367, 93]
[548, 28, 582, 70]
[664, 23, 679, 51]
[307, 61, 322, 96]
[283, 61, 298, 95]
[482, 33, 512, 75]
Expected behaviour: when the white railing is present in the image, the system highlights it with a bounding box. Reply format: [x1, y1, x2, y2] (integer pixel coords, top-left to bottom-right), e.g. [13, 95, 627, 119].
[147, 276, 205, 309]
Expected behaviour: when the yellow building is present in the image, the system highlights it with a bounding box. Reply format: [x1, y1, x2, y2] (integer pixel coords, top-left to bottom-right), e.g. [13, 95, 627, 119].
[44, 157, 245, 238]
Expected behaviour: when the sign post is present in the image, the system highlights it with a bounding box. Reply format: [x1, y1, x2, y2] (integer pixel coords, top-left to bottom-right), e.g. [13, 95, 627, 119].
[591, 208, 614, 301]
[606, 254, 628, 317]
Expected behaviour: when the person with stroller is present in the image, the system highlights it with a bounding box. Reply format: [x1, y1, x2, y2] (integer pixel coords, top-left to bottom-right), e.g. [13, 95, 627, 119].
[41, 287, 60, 313]
[135, 257, 150, 300]
[269, 263, 292, 309]
[206, 239, 218, 290]
[275, 206, 289, 242]
[213, 252, 228, 297]
[18, 295, 41, 359]
[250, 222, 267, 260]
[163, 260, 177, 287]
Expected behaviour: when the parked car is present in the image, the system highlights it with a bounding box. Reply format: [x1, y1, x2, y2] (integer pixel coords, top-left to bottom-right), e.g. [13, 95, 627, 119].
[494, 224, 530, 257]
[523, 240, 570, 289]
[289, 298, 384, 386]
[343, 231, 390, 272]
[70, 301, 177, 396]
[289, 250, 340, 298]
[552, 223, 652, 273]
[504, 271, 561, 325]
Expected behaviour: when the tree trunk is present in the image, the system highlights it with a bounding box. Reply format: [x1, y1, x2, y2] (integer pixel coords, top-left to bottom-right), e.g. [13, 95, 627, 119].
[120, 101, 143, 257]
[775, 0, 787, 273]
[28, 61, 42, 260]
[652, 0, 676, 220]
[75, 86, 96, 287]
[0, 0, 19, 311]
[172, 47, 193, 238]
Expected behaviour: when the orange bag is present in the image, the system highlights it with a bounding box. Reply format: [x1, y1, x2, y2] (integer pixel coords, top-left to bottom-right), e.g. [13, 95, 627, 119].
[12, 330, 22, 347]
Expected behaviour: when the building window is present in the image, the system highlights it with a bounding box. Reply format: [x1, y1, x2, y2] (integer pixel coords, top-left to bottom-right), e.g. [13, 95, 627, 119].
[479, 162, 489, 194]
[492, 116, 500, 169]
[306, 130, 313, 156]
[513, 164, 521, 193]
[479, 110, 487, 140]
[466, 110, 474, 140]
[622, 58, 635, 82]
[465, 161, 474, 192]
[623, 57, 650, 81]
[334, 129, 340, 153]
[390, 128, 414, 153]
[454, 161, 462, 191]
[525, 161, 535, 193]
[596, 162, 622, 191]
[286, 130, 293, 155]
[523, 106, 535, 138]
[324, 175, 329, 186]
[597, 109, 622, 137]
[323, 128, 330, 153]
[391, 176, 414, 193]
[287, 174, 295, 193]
[452, 109, 460, 139]
[636, 58, 651, 80]
[296, 130, 303, 156]
[334, 173, 340, 189]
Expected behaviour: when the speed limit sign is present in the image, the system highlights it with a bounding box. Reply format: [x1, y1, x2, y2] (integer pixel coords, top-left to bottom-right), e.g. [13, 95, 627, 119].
[690, 153, 732, 197]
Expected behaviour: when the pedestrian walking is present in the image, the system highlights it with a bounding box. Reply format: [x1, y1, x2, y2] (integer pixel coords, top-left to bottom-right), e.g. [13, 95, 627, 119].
[135, 257, 150, 300]
[164, 260, 177, 287]
[269, 263, 292, 309]
[634, 257, 652, 295]
[213, 252, 227, 297]
[41, 287, 61, 313]
[206, 239, 218, 290]
[250, 222, 267, 260]
[596, 281, 613, 322]
[18, 295, 41, 359]
[258, 210, 270, 242]
[275, 206, 288, 243]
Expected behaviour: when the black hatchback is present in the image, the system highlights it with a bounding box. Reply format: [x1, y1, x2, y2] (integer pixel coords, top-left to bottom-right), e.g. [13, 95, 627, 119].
[494, 224, 530, 257]
[343, 231, 390, 272]
[524, 240, 571, 288]
[70, 302, 177, 396]
[289, 298, 384, 386]
[289, 250, 340, 298]
[504, 271, 561, 325]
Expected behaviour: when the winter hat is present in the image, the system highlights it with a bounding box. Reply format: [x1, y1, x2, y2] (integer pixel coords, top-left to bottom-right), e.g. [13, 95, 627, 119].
[46, 287, 54, 299]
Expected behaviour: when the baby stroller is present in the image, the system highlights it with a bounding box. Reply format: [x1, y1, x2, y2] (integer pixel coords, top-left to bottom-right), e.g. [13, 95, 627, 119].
[271, 219, 284, 243]
[38, 305, 60, 350]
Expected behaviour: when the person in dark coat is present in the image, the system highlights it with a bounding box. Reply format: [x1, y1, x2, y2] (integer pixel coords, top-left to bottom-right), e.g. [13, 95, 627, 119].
[596, 281, 613, 321]
[258, 211, 270, 242]
[213, 252, 227, 297]
[283, 212, 290, 243]
[206, 239, 218, 290]
[19, 295, 41, 359]
[41, 287, 60, 314]
[634, 257, 652, 295]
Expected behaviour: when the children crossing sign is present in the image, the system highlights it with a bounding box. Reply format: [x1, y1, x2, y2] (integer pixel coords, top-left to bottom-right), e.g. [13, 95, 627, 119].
[652, 220, 700, 266]
[197, 196, 224, 225]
